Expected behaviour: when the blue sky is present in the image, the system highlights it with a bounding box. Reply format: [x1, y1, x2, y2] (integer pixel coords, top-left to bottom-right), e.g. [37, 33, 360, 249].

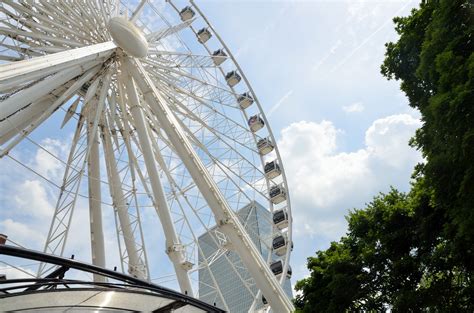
[197, 0, 422, 282]
[0, 0, 422, 295]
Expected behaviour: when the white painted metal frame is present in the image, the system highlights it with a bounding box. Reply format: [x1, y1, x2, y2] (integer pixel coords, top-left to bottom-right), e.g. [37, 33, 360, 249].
[0, 1, 294, 311]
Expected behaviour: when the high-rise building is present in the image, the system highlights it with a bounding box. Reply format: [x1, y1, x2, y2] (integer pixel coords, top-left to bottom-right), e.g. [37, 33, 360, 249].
[198, 201, 292, 312]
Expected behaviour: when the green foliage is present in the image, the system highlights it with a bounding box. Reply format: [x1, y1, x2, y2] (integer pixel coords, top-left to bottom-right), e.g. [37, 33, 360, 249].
[295, 0, 474, 311]
[382, 0, 474, 269]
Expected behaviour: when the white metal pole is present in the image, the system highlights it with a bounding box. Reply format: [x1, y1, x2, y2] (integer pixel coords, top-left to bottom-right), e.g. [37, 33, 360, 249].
[0, 41, 115, 89]
[0, 62, 98, 120]
[86, 113, 106, 283]
[123, 71, 194, 296]
[101, 123, 146, 280]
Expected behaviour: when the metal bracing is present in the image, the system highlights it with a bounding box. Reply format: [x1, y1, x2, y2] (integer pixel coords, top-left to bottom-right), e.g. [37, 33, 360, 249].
[37, 113, 88, 277]
[86, 111, 106, 283]
[39, 72, 111, 277]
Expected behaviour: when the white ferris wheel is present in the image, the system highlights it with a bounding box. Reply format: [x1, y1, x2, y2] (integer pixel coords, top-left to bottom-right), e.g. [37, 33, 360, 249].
[0, 1, 294, 312]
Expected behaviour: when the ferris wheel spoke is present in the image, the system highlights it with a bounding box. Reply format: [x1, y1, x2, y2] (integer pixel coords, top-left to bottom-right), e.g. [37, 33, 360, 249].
[34, 2, 92, 41]
[0, 68, 101, 151]
[147, 50, 221, 69]
[147, 71, 238, 116]
[169, 108, 268, 204]
[146, 18, 196, 44]
[142, 59, 235, 97]
[162, 94, 262, 186]
[167, 90, 259, 155]
[54, 2, 104, 43]
[75, 3, 108, 41]
[0, 25, 83, 49]
[2, 1, 89, 45]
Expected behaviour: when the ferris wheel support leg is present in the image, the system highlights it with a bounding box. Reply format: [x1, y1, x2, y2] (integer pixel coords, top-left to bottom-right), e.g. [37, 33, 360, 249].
[0, 41, 116, 90]
[86, 114, 106, 283]
[123, 72, 194, 297]
[0, 65, 102, 150]
[0, 61, 99, 122]
[126, 58, 294, 313]
[101, 124, 146, 280]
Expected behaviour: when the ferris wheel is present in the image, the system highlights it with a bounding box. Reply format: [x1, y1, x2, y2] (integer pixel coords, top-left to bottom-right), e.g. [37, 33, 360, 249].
[0, 1, 294, 312]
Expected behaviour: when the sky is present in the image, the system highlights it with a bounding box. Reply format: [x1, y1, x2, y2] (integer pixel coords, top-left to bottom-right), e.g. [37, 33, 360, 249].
[0, 0, 422, 297]
[197, 0, 422, 284]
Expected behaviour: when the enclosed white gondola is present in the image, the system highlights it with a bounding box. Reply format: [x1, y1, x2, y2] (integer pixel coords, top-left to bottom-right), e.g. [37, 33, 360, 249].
[257, 137, 275, 155]
[237, 92, 254, 109]
[211, 49, 227, 66]
[269, 184, 287, 205]
[179, 6, 195, 21]
[272, 233, 292, 256]
[270, 260, 292, 279]
[264, 160, 281, 179]
[272, 209, 289, 230]
[248, 115, 265, 132]
[197, 27, 212, 43]
[225, 70, 241, 87]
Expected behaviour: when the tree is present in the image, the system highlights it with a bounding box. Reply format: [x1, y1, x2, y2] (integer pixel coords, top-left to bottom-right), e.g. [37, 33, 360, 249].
[295, 183, 472, 312]
[295, 0, 473, 311]
[381, 0, 474, 272]
[294, 188, 423, 312]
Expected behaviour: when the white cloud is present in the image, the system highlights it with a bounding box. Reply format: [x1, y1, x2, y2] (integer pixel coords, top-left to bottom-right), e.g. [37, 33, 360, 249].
[32, 137, 70, 181]
[278, 114, 422, 279]
[342, 102, 365, 113]
[0, 219, 46, 248]
[13, 180, 53, 219]
[0, 265, 36, 280]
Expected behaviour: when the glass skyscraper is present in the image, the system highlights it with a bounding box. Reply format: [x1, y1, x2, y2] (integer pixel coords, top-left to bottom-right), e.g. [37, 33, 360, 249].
[198, 201, 292, 312]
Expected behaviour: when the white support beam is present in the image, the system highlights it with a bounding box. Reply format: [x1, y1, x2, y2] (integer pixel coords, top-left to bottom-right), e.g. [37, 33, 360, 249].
[0, 41, 116, 90]
[0, 65, 101, 154]
[101, 122, 146, 280]
[0, 61, 100, 120]
[122, 70, 194, 296]
[87, 113, 106, 283]
[126, 58, 294, 313]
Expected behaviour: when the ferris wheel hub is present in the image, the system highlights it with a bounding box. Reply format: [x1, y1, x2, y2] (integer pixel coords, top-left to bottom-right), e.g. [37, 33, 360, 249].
[108, 17, 148, 58]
